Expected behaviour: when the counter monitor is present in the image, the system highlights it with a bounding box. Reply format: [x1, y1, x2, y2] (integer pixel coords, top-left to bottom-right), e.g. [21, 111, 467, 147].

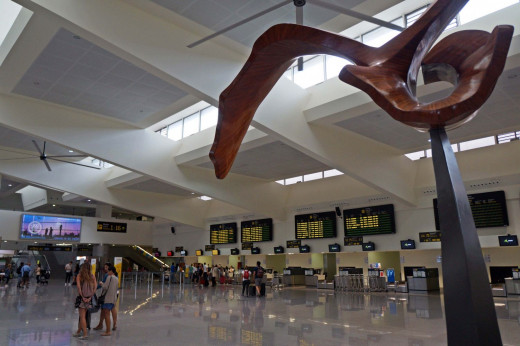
[251, 247, 261, 254]
[210, 223, 237, 244]
[231, 248, 240, 255]
[362, 242, 375, 251]
[299, 245, 310, 253]
[498, 235, 518, 247]
[344, 204, 395, 237]
[195, 249, 203, 256]
[241, 218, 273, 243]
[328, 243, 341, 252]
[167, 251, 174, 256]
[212, 249, 220, 255]
[400, 239, 416, 249]
[274, 246, 284, 254]
[295, 211, 336, 239]
[180, 250, 188, 256]
[434, 191, 508, 229]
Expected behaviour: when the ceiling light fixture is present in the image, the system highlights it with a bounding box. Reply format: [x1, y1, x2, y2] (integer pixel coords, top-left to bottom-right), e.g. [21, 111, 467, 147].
[68, 150, 74, 153]
[52, 204, 56, 207]
[8, 184, 12, 187]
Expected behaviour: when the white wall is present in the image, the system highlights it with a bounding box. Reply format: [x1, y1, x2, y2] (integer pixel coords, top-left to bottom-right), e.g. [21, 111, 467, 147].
[0, 209, 153, 245]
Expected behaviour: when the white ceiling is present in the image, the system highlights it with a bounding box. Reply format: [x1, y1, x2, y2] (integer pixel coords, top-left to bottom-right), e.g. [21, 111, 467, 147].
[12, 28, 188, 124]
[0, 0, 518, 224]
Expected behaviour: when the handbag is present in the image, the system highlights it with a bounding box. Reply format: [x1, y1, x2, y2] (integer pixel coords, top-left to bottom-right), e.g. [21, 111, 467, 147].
[74, 295, 81, 308]
[88, 294, 100, 313]
[97, 276, 113, 307]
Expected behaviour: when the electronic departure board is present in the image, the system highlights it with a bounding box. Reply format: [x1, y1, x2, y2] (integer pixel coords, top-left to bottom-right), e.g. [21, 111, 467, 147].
[287, 240, 301, 248]
[27, 245, 72, 252]
[295, 211, 337, 239]
[97, 221, 127, 233]
[434, 191, 509, 229]
[241, 218, 273, 243]
[210, 223, 237, 244]
[344, 204, 396, 237]
[344, 236, 363, 246]
[419, 232, 441, 242]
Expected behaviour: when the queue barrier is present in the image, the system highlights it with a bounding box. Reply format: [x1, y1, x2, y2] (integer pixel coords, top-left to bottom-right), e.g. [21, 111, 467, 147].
[334, 274, 387, 292]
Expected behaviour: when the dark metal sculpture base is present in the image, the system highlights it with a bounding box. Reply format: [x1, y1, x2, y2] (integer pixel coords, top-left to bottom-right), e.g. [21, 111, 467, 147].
[430, 128, 502, 345]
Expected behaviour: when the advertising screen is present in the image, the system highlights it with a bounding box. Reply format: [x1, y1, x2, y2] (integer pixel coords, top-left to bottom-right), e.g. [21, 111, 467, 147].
[20, 214, 82, 242]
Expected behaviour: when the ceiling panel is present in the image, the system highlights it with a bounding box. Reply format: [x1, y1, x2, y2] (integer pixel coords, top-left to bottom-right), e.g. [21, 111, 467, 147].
[153, 0, 365, 47]
[124, 179, 195, 197]
[335, 67, 520, 152]
[198, 140, 332, 180]
[12, 28, 188, 124]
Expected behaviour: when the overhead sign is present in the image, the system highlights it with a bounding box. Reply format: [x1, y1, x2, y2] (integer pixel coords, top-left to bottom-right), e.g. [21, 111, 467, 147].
[97, 221, 127, 233]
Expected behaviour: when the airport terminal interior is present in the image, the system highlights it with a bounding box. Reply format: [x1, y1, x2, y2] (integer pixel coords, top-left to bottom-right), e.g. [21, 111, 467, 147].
[1, 0, 520, 345]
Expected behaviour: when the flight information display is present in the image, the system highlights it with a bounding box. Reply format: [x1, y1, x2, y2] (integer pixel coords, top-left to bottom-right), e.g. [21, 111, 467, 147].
[241, 242, 253, 250]
[419, 232, 441, 242]
[241, 218, 273, 243]
[344, 236, 363, 246]
[287, 240, 301, 248]
[434, 191, 509, 229]
[344, 204, 396, 237]
[210, 223, 237, 244]
[295, 211, 337, 239]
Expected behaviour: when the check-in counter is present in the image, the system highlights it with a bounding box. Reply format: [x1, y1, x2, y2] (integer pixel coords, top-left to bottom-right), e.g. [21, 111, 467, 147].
[505, 278, 520, 295]
[283, 267, 306, 286]
[304, 269, 322, 287]
[408, 268, 440, 291]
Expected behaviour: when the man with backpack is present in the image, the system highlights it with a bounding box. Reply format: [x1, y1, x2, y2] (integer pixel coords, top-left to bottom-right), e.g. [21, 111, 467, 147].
[242, 267, 251, 296]
[20, 262, 31, 288]
[253, 261, 265, 297]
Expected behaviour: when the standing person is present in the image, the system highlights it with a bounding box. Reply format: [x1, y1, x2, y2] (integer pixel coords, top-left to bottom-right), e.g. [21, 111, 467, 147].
[211, 265, 219, 287]
[16, 262, 24, 288]
[253, 261, 264, 297]
[65, 261, 73, 286]
[242, 267, 251, 296]
[35, 263, 41, 285]
[96, 266, 118, 336]
[72, 262, 80, 286]
[20, 262, 31, 288]
[4, 263, 11, 286]
[73, 262, 96, 340]
[170, 262, 176, 284]
[93, 263, 118, 331]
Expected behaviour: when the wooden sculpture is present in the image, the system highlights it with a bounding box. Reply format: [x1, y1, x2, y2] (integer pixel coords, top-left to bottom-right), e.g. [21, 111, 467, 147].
[209, 0, 514, 344]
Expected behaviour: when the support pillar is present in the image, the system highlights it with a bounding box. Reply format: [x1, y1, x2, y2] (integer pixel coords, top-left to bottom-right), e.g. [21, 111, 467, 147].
[430, 128, 501, 345]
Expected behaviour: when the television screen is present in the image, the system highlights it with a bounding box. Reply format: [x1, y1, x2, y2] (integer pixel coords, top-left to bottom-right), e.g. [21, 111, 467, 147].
[195, 250, 203, 256]
[231, 248, 239, 255]
[299, 245, 310, 253]
[20, 214, 82, 242]
[274, 246, 284, 254]
[251, 247, 260, 254]
[362, 242, 375, 251]
[167, 251, 174, 256]
[498, 235, 518, 246]
[400, 240, 416, 249]
[328, 244, 341, 252]
[241, 218, 273, 242]
[180, 250, 187, 256]
[212, 249, 220, 255]
[344, 204, 396, 237]
[295, 211, 336, 239]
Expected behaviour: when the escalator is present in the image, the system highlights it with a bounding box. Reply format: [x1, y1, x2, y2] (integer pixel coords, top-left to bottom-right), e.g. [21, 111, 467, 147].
[110, 245, 167, 272]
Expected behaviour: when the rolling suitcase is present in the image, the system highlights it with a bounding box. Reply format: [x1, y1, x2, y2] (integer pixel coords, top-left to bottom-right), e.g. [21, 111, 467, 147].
[249, 285, 256, 297]
[260, 283, 266, 297]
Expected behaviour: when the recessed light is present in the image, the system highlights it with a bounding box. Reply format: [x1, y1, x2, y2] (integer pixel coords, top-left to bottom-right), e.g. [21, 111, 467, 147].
[52, 204, 56, 207]
[8, 184, 12, 187]
[68, 150, 74, 153]
[87, 199, 91, 202]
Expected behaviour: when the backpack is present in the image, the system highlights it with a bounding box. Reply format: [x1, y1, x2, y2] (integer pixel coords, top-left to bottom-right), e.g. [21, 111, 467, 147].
[16, 266, 22, 275]
[243, 270, 250, 280]
[256, 267, 264, 278]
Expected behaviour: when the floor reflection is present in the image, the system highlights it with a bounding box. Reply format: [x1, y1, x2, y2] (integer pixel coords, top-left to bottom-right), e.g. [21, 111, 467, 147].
[1, 281, 519, 345]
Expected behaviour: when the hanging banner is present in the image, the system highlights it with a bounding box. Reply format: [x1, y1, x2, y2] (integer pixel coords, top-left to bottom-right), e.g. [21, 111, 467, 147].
[114, 257, 122, 288]
[90, 258, 97, 276]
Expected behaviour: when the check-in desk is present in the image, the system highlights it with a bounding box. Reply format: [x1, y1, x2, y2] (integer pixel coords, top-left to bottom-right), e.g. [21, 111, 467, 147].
[283, 267, 306, 286]
[408, 268, 440, 291]
[304, 269, 321, 287]
[505, 270, 520, 295]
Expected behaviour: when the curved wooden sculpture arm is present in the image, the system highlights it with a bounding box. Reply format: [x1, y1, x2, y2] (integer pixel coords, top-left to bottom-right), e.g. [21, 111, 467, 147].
[210, 24, 375, 179]
[339, 25, 514, 130]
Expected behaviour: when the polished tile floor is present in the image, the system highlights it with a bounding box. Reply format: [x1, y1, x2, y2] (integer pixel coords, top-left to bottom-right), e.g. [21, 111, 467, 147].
[1, 279, 519, 345]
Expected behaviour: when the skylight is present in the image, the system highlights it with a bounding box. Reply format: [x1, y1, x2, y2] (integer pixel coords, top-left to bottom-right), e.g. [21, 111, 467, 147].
[0, 0, 22, 48]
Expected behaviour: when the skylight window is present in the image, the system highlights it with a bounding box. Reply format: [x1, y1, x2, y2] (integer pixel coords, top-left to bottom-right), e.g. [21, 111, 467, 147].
[0, 0, 21, 48]
[459, 0, 519, 25]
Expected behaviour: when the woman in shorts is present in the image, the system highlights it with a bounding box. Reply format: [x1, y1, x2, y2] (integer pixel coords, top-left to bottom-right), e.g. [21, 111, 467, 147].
[98, 266, 119, 336]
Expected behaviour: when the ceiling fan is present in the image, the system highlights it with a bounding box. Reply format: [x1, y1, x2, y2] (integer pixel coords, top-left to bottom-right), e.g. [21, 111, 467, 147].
[188, 0, 404, 54]
[0, 140, 101, 171]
